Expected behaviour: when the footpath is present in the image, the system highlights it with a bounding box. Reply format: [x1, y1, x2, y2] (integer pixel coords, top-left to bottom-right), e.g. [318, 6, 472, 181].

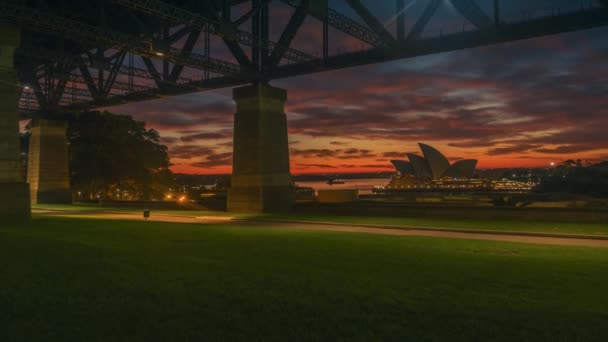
[33, 208, 608, 248]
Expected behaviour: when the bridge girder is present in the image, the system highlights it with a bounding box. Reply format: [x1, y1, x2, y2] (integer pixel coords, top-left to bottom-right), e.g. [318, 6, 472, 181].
[110, 0, 315, 64]
[0, 2, 250, 78]
[0, 0, 606, 116]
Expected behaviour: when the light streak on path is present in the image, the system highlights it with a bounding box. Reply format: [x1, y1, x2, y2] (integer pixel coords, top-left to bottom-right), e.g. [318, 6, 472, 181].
[33, 209, 608, 249]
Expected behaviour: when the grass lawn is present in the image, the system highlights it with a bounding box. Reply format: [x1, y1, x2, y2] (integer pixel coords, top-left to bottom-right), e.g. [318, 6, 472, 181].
[32, 203, 237, 218]
[1, 217, 608, 341]
[34, 204, 608, 236]
[256, 213, 608, 237]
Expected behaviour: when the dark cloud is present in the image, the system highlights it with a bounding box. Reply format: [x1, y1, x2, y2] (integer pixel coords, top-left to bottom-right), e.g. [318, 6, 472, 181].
[191, 152, 233, 168]
[359, 164, 392, 168]
[448, 140, 497, 148]
[291, 148, 377, 160]
[170, 145, 215, 159]
[290, 148, 338, 158]
[382, 152, 403, 158]
[343, 148, 370, 155]
[296, 163, 337, 169]
[534, 145, 599, 154]
[180, 131, 231, 142]
[161, 137, 179, 144]
[330, 141, 349, 146]
[487, 144, 542, 156]
[217, 141, 234, 147]
[337, 148, 376, 159]
[111, 94, 234, 130]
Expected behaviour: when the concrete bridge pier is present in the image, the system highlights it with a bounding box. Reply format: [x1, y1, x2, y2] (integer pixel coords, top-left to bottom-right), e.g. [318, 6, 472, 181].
[0, 26, 31, 222]
[27, 119, 72, 204]
[227, 83, 295, 212]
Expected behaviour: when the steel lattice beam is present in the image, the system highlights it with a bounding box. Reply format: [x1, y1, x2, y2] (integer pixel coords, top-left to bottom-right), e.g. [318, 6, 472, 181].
[271, 6, 608, 80]
[280, 0, 385, 47]
[345, 0, 396, 46]
[407, 0, 442, 40]
[268, 0, 310, 68]
[17, 44, 217, 111]
[9, 0, 608, 115]
[0, 2, 250, 79]
[450, 0, 493, 29]
[65, 76, 244, 110]
[58, 71, 154, 95]
[110, 0, 315, 64]
[18, 45, 200, 85]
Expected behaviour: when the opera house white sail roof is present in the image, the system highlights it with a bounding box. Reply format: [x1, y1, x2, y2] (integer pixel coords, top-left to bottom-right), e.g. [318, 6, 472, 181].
[391, 143, 478, 180]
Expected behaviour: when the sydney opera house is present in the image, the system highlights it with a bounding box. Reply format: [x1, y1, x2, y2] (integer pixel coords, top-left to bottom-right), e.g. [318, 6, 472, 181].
[390, 143, 477, 180]
[377, 143, 533, 193]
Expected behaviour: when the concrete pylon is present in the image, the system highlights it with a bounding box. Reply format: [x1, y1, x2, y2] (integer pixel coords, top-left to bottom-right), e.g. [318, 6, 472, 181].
[0, 26, 31, 222]
[27, 119, 72, 204]
[227, 83, 295, 212]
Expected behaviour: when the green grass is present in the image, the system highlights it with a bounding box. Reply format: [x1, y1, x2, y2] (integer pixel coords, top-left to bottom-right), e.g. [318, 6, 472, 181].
[32, 203, 237, 218]
[35, 203, 608, 236]
[1, 217, 608, 341]
[33, 203, 138, 212]
[33, 203, 241, 218]
[254, 213, 608, 236]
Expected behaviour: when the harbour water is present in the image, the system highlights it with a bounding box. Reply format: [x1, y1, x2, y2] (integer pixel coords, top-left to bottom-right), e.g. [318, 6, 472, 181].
[295, 178, 391, 195]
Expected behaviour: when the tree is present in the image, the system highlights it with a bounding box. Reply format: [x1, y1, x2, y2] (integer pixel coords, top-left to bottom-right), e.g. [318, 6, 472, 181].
[20, 111, 175, 200]
[539, 162, 608, 197]
[68, 111, 175, 200]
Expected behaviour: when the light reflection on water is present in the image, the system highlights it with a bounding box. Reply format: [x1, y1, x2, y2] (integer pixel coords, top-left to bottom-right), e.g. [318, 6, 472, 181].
[295, 178, 391, 195]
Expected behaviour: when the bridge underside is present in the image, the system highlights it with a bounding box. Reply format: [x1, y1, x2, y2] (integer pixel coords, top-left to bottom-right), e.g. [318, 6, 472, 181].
[6, 1, 608, 114]
[2, 1, 608, 218]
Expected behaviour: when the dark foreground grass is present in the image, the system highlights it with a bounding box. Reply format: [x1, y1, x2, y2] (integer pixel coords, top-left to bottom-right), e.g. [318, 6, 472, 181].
[1, 218, 608, 341]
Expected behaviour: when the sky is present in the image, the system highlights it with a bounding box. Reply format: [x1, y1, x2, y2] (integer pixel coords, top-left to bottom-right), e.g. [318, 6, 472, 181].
[107, 0, 608, 175]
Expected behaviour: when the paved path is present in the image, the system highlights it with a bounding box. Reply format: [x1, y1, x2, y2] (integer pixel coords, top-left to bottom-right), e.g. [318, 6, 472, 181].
[34, 210, 608, 248]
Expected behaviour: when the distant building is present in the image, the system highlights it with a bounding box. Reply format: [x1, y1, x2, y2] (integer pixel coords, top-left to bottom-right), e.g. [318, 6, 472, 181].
[378, 143, 534, 193]
[391, 143, 478, 180]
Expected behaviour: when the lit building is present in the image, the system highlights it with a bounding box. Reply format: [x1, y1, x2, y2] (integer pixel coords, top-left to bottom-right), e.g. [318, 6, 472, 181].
[377, 143, 534, 193]
[391, 143, 478, 180]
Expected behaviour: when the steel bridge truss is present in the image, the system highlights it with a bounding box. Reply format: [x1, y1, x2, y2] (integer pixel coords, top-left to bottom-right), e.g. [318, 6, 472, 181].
[1, 0, 607, 116]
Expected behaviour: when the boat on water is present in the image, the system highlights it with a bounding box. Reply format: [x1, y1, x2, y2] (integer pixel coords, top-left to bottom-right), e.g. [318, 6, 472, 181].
[326, 178, 345, 185]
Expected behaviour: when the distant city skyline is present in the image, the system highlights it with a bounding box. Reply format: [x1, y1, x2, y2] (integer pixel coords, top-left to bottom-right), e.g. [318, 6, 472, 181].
[45, 1, 608, 175]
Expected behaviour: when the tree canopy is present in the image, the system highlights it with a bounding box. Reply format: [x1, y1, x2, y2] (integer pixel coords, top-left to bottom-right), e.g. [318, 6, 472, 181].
[68, 111, 174, 200]
[539, 162, 608, 197]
